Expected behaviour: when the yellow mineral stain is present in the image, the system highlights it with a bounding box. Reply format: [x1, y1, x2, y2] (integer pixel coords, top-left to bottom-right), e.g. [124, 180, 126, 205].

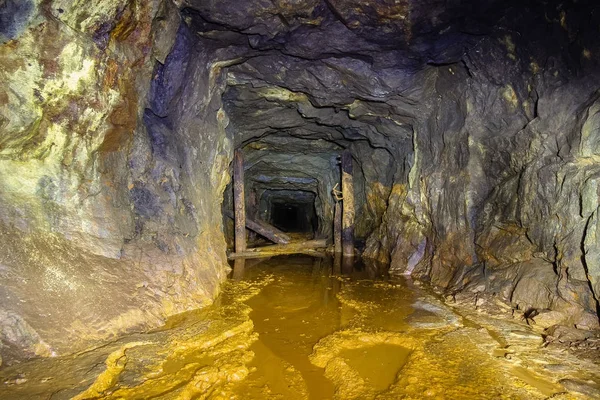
[511, 366, 564, 397]
[502, 84, 519, 108]
[1, 256, 597, 400]
[560, 10, 568, 30]
[257, 86, 310, 103]
[339, 344, 411, 391]
[529, 61, 540, 75]
[72, 341, 154, 400]
[500, 35, 517, 60]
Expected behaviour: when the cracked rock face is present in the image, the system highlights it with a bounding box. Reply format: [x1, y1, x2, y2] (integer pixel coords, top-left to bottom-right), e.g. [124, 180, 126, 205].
[0, 0, 231, 363]
[1, 0, 600, 363]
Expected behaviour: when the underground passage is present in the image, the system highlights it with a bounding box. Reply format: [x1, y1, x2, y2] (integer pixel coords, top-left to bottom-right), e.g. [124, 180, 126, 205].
[263, 190, 317, 233]
[2, 0, 600, 398]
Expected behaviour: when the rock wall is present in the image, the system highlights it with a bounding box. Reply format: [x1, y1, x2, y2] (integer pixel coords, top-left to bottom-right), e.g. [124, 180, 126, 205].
[364, 3, 600, 328]
[0, 1, 232, 364]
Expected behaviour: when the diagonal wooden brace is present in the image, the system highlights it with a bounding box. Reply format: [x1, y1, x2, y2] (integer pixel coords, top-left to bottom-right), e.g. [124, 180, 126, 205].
[224, 211, 291, 244]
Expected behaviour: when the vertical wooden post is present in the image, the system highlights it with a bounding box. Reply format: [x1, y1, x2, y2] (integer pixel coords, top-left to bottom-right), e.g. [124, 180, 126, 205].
[333, 201, 342, 254]
[247, 190, 258, 219]
[233, 149, 246, 253]
[341, 150, 355, 257]
[246, 190, 258, 244]
[333, 252, 342, 276]
[342, 254, 354, 274]
[233, 258, 246, 280]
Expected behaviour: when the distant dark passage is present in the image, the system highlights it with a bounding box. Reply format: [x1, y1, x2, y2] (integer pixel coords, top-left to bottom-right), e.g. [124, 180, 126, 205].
[261, 190, 317, 234]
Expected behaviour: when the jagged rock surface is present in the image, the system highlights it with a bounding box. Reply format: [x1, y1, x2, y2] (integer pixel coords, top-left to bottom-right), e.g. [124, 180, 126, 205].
[0, 0, 232, 363]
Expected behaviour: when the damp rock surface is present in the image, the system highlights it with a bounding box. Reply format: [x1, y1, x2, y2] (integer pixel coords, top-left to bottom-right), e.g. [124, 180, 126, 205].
[0, 0, 231, 361]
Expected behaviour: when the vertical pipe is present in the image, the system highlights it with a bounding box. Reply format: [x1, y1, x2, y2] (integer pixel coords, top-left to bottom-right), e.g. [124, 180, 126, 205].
[233, 149, 246, 253]
[333, 201, 342, 254]
[341, 150, 355, 257]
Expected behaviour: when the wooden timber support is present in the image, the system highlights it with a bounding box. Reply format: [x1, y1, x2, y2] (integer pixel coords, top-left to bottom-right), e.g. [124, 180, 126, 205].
[232, 258, 245, 280]
[246, 190, 259, 243]
[333, 201, 342, 254]
[341, 150, 355, 257]
[224, 211, 291, 245]
[228, 239, 327, 259]
[333, 253, 342, 276]
[233, 149, 246, 253]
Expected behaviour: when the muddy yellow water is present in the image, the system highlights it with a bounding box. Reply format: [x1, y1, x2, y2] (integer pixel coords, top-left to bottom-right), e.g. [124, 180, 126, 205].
[1, 256, 599, 399]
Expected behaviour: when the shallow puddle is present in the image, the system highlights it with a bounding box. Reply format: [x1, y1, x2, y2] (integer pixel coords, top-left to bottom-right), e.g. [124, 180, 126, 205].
[339, 343, 411, 392]
[1, 255, 598, 399]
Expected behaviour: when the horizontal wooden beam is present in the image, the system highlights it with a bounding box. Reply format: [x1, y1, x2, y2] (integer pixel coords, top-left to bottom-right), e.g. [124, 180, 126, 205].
[228, 239, 328, 259]
[228, 250, 327, 260]
[224, 211, 290, 244]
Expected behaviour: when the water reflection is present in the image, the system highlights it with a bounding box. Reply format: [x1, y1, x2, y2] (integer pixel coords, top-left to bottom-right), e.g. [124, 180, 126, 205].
[232, 258, 245, 280]
[229, 254, 391, 282]
[1, 255, 591, 400]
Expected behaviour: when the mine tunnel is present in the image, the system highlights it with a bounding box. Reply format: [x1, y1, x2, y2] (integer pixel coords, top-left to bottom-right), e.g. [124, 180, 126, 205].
[262, 190, 317, 233]
[2, 0, 600, 398]
[219, 79, 378, 255]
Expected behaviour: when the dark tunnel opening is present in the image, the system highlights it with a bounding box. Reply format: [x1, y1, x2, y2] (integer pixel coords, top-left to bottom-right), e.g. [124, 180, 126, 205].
[262, 190, 318, 234]
[270, 200, 316, 233]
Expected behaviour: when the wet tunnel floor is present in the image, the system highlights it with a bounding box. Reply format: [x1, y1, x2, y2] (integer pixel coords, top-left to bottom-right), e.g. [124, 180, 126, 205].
[1, 256, 600, 399]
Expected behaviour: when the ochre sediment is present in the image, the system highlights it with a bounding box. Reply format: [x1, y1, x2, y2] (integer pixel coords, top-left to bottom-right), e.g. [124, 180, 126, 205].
[3, 259, 598, 399]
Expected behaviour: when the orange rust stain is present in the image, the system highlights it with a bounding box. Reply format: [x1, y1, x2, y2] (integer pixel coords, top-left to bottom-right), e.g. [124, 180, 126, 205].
[99, 1, 156, 154]
[99, 78, 138, 152]
[103, 59, 119, 90]
[110, 3, 137, 43]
